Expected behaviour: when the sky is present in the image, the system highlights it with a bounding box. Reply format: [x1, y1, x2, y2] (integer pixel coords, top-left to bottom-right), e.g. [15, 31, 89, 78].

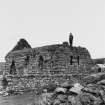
[0, 0, 105, 61]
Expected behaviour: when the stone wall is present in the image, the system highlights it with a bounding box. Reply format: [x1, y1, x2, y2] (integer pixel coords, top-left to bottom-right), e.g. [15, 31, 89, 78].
[5, 43, 94, 76]
[0, 62, 5, 75]
[4, 41, 95, 91]
[6, 73, 88, 92]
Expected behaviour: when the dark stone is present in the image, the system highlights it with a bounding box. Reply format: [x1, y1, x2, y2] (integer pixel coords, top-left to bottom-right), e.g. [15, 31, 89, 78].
[12, 38, 31, 51]
[10, 60, 16, 75]
[1, 77, 8, 89]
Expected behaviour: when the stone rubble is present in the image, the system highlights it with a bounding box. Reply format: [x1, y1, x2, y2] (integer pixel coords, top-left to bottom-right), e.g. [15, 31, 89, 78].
[39, 81, 105, 105]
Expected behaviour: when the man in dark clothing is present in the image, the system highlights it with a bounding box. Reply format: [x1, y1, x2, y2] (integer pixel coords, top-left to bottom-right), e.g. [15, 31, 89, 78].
[69, 33, 73, 47]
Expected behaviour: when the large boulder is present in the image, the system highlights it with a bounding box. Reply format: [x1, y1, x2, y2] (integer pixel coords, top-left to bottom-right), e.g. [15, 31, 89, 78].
[69, 83, 84, 95]
[83, 73, 105, 84]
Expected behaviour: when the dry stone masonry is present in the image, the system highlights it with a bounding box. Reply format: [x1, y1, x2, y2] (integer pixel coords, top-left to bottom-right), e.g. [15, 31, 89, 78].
[4, 34, 95, 91]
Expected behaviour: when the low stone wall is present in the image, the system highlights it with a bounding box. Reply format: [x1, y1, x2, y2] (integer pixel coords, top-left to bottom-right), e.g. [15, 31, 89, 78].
[5, 73, 88, 92]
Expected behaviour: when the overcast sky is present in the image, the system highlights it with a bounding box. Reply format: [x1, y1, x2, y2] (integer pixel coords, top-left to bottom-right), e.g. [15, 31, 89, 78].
[0, 0, 105, 61]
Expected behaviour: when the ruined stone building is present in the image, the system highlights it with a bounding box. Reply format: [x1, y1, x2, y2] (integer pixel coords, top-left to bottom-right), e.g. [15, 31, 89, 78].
[5, 34, 94, 78]
[0, 34, 98, 90]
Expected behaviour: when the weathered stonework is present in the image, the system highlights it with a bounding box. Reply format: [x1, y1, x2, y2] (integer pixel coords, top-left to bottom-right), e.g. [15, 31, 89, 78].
[5, 44, 93, 75]
[4, 36, 95, 91]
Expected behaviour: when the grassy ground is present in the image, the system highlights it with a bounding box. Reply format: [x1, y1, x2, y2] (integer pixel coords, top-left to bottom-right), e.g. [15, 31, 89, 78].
[0, 91, 40, 105]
